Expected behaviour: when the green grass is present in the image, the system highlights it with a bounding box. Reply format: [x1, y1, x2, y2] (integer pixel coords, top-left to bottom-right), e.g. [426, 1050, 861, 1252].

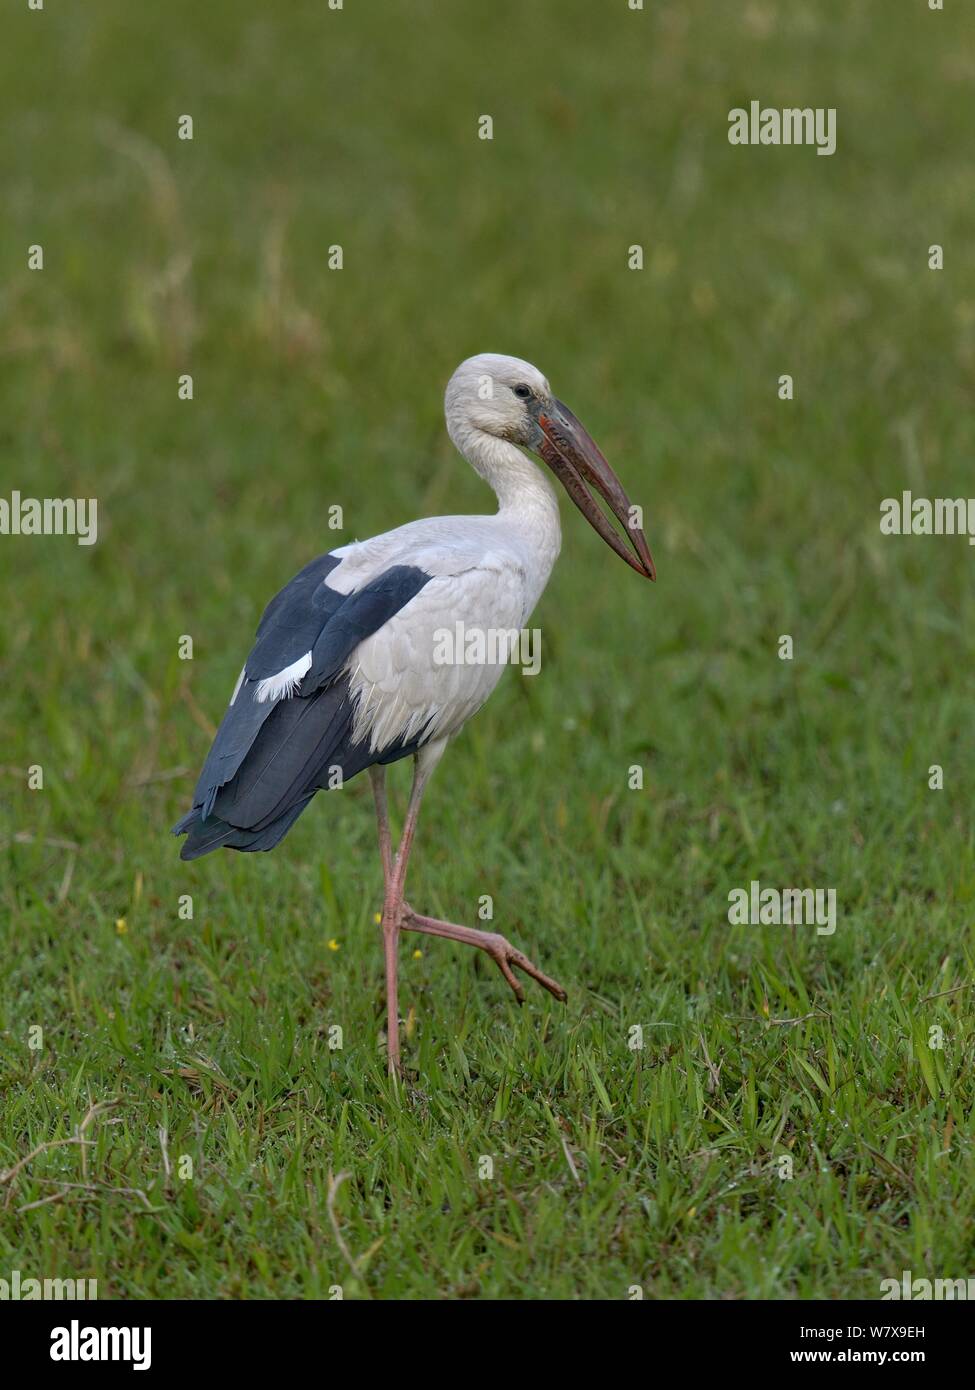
[1, 0, 974, 1298]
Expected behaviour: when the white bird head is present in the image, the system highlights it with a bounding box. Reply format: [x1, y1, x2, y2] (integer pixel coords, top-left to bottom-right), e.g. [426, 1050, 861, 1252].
[445, 353, 552, 446]
[445, 352, 656, 581]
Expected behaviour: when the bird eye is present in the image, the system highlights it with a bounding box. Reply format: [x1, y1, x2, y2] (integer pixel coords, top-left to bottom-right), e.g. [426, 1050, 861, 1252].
[514, 384, 532, 400]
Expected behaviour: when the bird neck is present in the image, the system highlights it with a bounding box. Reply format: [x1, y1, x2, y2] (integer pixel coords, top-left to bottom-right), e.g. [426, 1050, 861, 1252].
[452, 422, 561, 526]
[446, 420, 563, 610]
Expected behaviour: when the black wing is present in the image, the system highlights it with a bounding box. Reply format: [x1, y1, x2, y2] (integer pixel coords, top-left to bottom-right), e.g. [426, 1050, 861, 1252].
[173, 551, 432, 859]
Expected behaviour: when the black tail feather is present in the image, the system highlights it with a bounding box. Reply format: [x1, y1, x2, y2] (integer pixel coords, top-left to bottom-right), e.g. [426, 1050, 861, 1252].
[175, 796, 315, 859]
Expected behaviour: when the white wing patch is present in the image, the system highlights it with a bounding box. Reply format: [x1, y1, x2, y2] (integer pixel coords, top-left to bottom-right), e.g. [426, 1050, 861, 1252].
[254, 652, 312, 703]
[228, 666, 246, 707]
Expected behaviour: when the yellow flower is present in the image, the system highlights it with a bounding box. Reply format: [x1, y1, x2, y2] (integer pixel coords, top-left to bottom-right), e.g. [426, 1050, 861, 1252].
[327, 938, 340, 952]
[412, 948, 423, 959]
[115, 917, 128, 935]
[373, 912, 382, 925]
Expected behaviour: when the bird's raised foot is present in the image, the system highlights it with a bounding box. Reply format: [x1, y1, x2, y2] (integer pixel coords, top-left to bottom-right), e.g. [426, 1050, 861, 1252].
[399, 904, 568, 1005]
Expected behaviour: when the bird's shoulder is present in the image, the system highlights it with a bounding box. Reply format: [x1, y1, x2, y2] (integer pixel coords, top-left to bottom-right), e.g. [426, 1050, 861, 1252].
[330, 515, 527, 589]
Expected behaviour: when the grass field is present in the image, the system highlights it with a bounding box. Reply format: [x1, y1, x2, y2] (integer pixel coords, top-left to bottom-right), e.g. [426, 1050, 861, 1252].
[2, 0, 974, 1299]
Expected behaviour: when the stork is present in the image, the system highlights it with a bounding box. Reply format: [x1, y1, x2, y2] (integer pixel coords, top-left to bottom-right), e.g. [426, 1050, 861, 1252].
[174, 354, 655, 1074]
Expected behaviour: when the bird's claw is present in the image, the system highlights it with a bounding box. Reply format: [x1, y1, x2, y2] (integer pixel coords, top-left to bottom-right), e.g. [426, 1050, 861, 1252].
[398, 905, 568, 1006]
[489, 939, 568, 1005]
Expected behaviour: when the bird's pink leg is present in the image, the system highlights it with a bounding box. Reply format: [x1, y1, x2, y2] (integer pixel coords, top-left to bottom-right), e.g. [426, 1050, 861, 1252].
[371, 755, 567, 1076]
[368, 766, 393, 888]
[400, 909, 568, 1004]
[374, 759, 431, 1076]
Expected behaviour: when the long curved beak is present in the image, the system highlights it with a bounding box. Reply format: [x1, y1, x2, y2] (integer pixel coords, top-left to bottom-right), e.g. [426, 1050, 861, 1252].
[534, 399, 656, 581]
